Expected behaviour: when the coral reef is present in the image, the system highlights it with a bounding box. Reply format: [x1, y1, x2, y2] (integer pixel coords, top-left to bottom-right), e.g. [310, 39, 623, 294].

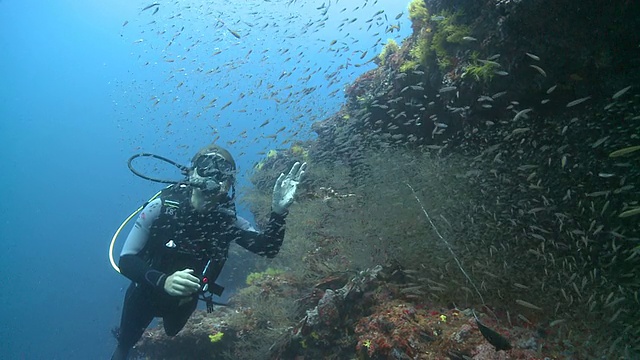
[132, 307, 236, 360]
[132, 264, 569, 359]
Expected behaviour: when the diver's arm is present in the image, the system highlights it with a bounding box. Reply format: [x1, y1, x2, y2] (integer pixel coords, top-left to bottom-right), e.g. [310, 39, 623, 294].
[235, 161, 304, 257]
[118, 198, 168, 289]
[234, 212, 287, 258]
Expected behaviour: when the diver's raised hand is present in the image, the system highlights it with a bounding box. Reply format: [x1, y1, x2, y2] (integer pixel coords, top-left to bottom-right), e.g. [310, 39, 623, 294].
[272, 162, 306, 214]
[164, 268, 201, 297]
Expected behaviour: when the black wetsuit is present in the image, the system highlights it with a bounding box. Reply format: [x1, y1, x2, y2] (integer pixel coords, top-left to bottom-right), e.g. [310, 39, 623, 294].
[112, 184, 286, 360]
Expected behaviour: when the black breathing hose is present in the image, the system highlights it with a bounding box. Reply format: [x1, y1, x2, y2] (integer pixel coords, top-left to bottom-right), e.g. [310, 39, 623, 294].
[127, 153, 191, 184]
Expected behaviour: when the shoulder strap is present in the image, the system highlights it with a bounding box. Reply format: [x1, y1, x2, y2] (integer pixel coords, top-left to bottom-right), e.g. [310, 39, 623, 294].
[144, 185, 189, 260]
[157, 185, 191, 214]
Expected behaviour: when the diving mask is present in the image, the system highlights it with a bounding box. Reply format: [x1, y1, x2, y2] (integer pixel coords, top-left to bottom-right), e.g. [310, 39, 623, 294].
[191, 152, 235, 191]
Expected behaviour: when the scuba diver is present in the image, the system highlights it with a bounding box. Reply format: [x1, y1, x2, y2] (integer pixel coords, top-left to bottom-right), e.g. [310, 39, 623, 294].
[110, 143, 306, 360]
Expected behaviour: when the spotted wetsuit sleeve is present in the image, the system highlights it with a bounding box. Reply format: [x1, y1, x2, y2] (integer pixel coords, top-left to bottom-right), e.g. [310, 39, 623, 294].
[118, 198, 168, 289]
[234, 212, 287, 258]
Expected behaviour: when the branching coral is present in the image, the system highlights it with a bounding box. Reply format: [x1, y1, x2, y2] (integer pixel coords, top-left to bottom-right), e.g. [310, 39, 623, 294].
[400, 8, 471, 73]
[400, 35, 431, 72]
[290, 143, 310, 162]
[408, 0, 429, 31]
[245, 267, 284, 285]
[400, 0, 433, 72]
[378, 39, 400, 67]
[462, 60, 499, 83]
[430, 11, 471, 71]
[253, 149, 277, 171]
[209, 331, 224, 343]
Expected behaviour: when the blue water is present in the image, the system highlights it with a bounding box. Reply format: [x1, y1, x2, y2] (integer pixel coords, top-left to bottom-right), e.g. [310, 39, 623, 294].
[0, 0, 411, 358]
